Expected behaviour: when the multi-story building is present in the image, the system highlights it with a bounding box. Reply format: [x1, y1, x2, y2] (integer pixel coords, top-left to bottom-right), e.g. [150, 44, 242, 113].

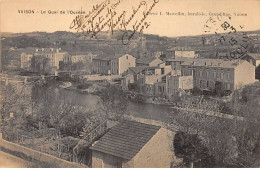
[92, 54, 136, 75]
[137, 65, 172, 96]
[92, 55, 111, 75]
[175, 50, 197, 58]
[165, 74, 193, 99]
[63, 52, 96, 64]
[165, 57, 187, 75]
[111, 54, 136, 75]
[20, 52, 33, 70]
[21, 48, 69, 73]
[34, 48, 68, 70]
[181, 59, 255, 91]
[153, 69, 193, 99]
[121, 66, 147, 91]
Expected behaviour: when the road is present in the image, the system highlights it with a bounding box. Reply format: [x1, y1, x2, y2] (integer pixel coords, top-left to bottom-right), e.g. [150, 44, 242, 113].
[0, 151, 38, 168]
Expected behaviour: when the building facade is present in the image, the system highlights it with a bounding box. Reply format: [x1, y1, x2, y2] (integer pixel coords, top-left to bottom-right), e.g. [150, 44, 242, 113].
[111, 54, 136, 75]
[93, 54, 136, 75]
[181, 59, 255, 91]
[91, 120, 172, 168]
[20, 52, 33, 70]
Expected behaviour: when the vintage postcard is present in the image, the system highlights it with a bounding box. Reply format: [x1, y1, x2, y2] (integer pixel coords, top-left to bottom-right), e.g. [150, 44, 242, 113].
[0, 0, 260, 168]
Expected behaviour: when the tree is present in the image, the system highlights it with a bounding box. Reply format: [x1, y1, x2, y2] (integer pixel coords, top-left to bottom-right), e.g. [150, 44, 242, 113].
[173, 131, 215, 168]
[170, 96, 237, 167]
[79, 85, 128, 142]
[99, 84, 128, 121]
[0, 83, 31, 120]
[170, 93, 260, 167]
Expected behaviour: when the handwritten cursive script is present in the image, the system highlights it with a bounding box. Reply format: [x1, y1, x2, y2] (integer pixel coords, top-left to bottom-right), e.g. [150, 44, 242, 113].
[69, 0, 160, 44]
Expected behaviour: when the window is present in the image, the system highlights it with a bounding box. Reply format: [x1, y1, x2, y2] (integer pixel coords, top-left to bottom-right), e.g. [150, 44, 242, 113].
[206, 70, 209, 78]
[200, 70, 203, 77]
[213, 71, 217, 79]
[227, 83, 230, 90]
[209, 81, 214, 87]
[221, 72, 224, 79]
[126, 55, 128, 59]
[200, 80, 203, 88]
[227, 72, 231, 80]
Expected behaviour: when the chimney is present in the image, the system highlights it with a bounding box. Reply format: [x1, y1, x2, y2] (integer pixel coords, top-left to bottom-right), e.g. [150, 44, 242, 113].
[204, 62, 207, 66]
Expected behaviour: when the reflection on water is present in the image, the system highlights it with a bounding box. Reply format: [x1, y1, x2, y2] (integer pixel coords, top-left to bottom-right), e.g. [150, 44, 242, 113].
[56, 87, 100, 108]
[57, 87, 174, 122]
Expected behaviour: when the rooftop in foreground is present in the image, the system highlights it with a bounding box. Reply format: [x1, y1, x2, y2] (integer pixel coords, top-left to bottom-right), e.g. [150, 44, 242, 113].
[90, 120, 161, 160]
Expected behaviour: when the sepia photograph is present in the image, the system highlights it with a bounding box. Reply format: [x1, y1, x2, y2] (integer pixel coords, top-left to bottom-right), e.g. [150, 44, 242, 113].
[0, 0, 259, 168]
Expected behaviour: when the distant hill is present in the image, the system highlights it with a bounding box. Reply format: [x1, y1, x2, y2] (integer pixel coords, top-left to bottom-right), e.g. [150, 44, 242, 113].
[1, 29, 259, 64]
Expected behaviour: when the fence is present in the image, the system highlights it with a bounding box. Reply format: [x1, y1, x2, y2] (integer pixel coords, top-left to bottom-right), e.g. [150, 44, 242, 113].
[2, 128, 75, 162]
[0, 138, 84, 168]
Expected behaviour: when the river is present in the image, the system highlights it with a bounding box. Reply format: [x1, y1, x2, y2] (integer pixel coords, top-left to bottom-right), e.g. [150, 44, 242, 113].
[56, 87, 174, 123]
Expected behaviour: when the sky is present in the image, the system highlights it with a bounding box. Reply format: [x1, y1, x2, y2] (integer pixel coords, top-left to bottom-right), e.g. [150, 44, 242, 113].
[0, 0, 259, 37]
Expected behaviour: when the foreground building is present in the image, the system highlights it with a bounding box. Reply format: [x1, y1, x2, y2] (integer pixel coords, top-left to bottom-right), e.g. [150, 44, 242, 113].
[90, 120, 172, 168]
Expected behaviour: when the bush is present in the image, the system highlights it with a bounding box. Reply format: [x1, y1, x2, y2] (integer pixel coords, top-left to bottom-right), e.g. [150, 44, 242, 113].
[76, 83, 92, 89]
[191, 87, 203, 96]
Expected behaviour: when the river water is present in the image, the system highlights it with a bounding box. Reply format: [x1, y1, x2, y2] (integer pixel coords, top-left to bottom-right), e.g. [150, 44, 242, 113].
[56, 87, 174, 123]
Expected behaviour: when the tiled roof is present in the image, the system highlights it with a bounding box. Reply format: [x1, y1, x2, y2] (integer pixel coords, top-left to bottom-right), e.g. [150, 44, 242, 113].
[136, 58, 160, 64]
[93, 53, 132, 60]
[181, 58, 246, 69]
[112, 53, 134, 59]
[90, 120, 160, 160]
[129, 66, 147, 74]
[165, 57, 189, 62]
[93, 54, 113, 61]
[247, 53, 260, 60]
